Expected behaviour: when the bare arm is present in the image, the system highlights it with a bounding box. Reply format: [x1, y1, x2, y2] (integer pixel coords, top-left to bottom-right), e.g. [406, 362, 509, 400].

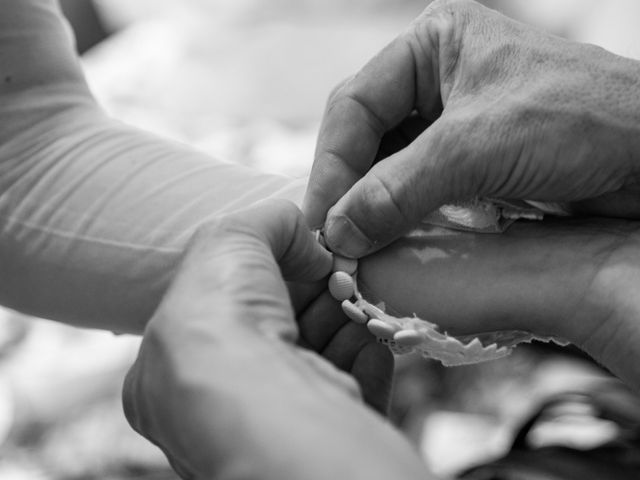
[0, 0, 297, 332]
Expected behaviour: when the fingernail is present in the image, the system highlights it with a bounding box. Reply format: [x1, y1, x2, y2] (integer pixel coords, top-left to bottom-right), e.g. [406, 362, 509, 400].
[324, 215, 373, 258]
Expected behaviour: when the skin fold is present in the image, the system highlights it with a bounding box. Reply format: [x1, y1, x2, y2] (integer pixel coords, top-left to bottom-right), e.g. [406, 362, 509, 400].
[304, 0, 640, 258]
[4, 1, 640, 478]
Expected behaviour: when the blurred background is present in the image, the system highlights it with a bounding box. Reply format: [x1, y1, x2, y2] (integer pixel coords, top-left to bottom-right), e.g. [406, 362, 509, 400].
[1, 0, 639, 478]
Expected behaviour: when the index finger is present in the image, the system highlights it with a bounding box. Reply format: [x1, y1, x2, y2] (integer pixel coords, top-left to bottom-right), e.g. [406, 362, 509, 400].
[167, 200, 332, 339]
[302, 27, 439, 228]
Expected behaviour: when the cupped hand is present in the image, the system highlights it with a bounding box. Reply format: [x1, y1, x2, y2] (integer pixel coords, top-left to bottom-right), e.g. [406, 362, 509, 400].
[304, 0, 640, 258]
[122, 200, 428, 480]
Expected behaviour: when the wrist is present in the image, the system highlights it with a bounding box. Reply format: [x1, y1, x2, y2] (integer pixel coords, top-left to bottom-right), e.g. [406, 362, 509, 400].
[577, 232, 640, 389]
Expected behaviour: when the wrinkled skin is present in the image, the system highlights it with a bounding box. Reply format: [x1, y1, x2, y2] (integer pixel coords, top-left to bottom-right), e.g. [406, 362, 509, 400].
[123, 201, 429, 480]
[304, 0, 640, 259]
[302, 0, 640, 394]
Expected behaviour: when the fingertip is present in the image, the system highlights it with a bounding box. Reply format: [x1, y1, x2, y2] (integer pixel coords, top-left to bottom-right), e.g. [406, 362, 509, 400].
[323, 167, 411, 257]
[324, 122, 458, 257]
[324, 214, 374, 259]
[281, 207, 334, 282]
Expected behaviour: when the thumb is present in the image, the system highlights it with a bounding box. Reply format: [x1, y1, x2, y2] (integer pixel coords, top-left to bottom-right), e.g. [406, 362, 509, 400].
[186, 199, 333, 287]
[241, 199, 334, 282]
[323, 118, 484, 257]
[163, 199, 333, 340]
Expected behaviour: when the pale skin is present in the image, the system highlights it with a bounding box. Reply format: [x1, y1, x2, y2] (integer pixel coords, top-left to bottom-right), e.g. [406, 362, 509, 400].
[122, 200, 428, 480]
[304, 0, 640, 255]
[4, 0, 640, 478]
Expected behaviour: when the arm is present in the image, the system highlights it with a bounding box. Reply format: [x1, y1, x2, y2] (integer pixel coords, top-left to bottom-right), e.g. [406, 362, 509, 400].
[361, 217, 640, 392]
[0, 0, 299, 332]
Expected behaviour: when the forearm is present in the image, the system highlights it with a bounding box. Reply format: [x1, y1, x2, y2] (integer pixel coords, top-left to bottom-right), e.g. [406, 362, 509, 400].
[0, 105, 301, 332]
[0, 0, 301, 332]
[358, 215, 640, 390]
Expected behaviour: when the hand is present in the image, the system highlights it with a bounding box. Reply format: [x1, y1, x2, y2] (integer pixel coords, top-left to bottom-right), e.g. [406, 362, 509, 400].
[357, 216, 640, 392]
[304, 0, 640, 258]
[122, 200, 429, 480]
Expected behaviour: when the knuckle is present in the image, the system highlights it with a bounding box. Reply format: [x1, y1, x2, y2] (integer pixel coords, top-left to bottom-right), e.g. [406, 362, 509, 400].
[326, 76, 353, 109]
[121, 337, 168, 437]
[256, 198, 306, 238]
[340, 84, 388, 135]
[358, 170, 413, 238]
[122, 370, 138, 422]
[121, 367, 143, 430]
[425, 0, 476, 16]
[271, 199, 307, 239]
[420, 0, 486, 40]
[310, 147, 362, 201]
[272, 198, 303, 220]
[412, 0, 479, 95]
[192, 215, 239, 246]
[324, 77, 389, 137]
[255, 198, 302, 224]
[122, 362, 169, 459]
